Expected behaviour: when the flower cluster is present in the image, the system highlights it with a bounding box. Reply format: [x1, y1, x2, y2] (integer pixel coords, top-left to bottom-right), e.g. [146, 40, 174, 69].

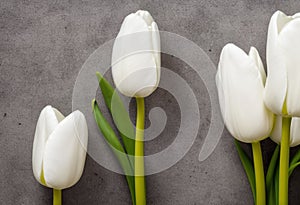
[216, 11, 300, 205]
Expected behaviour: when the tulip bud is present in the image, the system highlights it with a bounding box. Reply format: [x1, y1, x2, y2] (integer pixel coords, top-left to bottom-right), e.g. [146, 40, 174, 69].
[111, 10, 160, 97]
[216, 44, 274, 143]
[270, 116, 300, 147]
[32, 105, 88, 190]
[264, 11, 300, 116]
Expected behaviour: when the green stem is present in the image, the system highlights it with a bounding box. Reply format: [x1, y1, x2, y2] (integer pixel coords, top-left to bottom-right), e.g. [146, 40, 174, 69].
[53, 189, 62, 205]
[252, 142, 265, 205]
[135, 98, 146, 205]
[279, 117, 291, 205]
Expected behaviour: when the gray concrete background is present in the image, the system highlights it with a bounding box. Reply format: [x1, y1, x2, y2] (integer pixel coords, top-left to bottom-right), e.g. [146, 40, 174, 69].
[1, 0, 300, 204]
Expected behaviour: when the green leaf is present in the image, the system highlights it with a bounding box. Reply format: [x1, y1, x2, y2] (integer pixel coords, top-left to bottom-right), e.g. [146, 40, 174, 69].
[289, 161, 300, 177]
[234, 139, 256, 203]
[96, 72, 135, 160]
[290, 148, 300, 165]
[266, 145, 279, 205]
[266, 145, 279, 194]
[289, 148, 300, 177]
[268, 181, 275, 205]
[92, 99, 135, 205]
[274, 163, 279, 205]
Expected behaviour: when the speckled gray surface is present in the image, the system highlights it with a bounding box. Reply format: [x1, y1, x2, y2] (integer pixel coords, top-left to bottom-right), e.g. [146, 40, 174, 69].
[1, 0, 300, 204]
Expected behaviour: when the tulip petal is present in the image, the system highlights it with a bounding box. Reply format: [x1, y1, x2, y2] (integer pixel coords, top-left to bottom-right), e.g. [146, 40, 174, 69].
[249, 47, 266, 83]
[264, 11, 290, 114]
[151, 21, 161, 87]
[217, 44, 273, 142]
[136, 10, 154, 26]
[270, 116, 283, 145]
[32, 106, 64, 185]
[52, 108, 65, 122]
[216, 62, 226, 130]
[118, 13, 150, 36]
[113, 53, 158, 97]
[290, 118, 300, 147]
[278, 18, 300, 116]
[292, 13, 300, 18]
[114, 12, 153, 64]
[270, 116, 300, 147]
[43, 110, 88, 189]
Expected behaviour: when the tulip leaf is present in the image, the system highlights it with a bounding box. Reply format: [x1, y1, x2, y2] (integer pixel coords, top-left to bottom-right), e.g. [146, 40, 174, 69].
[268, 181, 275, 205]
[96, 72, 135, 162]
[266, 145, 279, 205]
[290, 148, 300, 165]
[289, 148, 300, 177]
[92, 99, 135, 205]
[234, 139, 256, 202]
[274, 163, 279, 205]
[266, 145, 279, 194]
[289, 161, 300, 177]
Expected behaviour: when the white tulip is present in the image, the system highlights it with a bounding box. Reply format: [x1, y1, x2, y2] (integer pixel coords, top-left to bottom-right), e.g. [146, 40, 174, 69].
[32, 105, 88, 190]
[271, 116, 300, 147]
[112, 10, 160, 97]
[216, 43, 274, 143]
[264, 11, 300, 116]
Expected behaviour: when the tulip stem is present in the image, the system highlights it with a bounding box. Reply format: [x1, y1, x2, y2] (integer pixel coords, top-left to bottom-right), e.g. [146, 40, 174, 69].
[135, 97, 146, 205]
[53, 189, 62, 205]
[279, 117, 291, 205]
[252, 142, 265, 205]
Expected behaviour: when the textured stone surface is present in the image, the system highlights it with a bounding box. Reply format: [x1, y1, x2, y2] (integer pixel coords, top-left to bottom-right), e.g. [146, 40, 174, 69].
[1, 0, 300, 204]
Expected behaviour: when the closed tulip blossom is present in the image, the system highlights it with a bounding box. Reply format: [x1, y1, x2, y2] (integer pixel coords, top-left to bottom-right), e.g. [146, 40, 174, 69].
[264, 11, 300, 116]
[263, 11, 300, 204]
[216, 43, 274, 143]
[32, 105, 88, 205]
[216, 43, 274, 205]
[111, 10, 160, 98]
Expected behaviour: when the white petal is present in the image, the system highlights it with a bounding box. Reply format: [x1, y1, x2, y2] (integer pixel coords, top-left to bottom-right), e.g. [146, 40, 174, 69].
[292, 13, 300, 18]
[117, 12, 151, 36]
[113, 53, 158, 97]
[52, 108, 65, 122]
[216, 66, 226, 132]
[135, 10, 154, 26]
[278, 18, 300, 116]
[290, 117, 300, 147]
[271, 116, 300, 147]
[43, 110, 88, 189]
[217, 44, 273, 143]
[32, 105, 64, 185]
[112, 11, 160, 97]
[270, 116, 282, 145]
[249, 47, 266, 83]
[151, 21, 161, 89]
[112, 12, 153, 63]
[264, 11, 289, 115]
